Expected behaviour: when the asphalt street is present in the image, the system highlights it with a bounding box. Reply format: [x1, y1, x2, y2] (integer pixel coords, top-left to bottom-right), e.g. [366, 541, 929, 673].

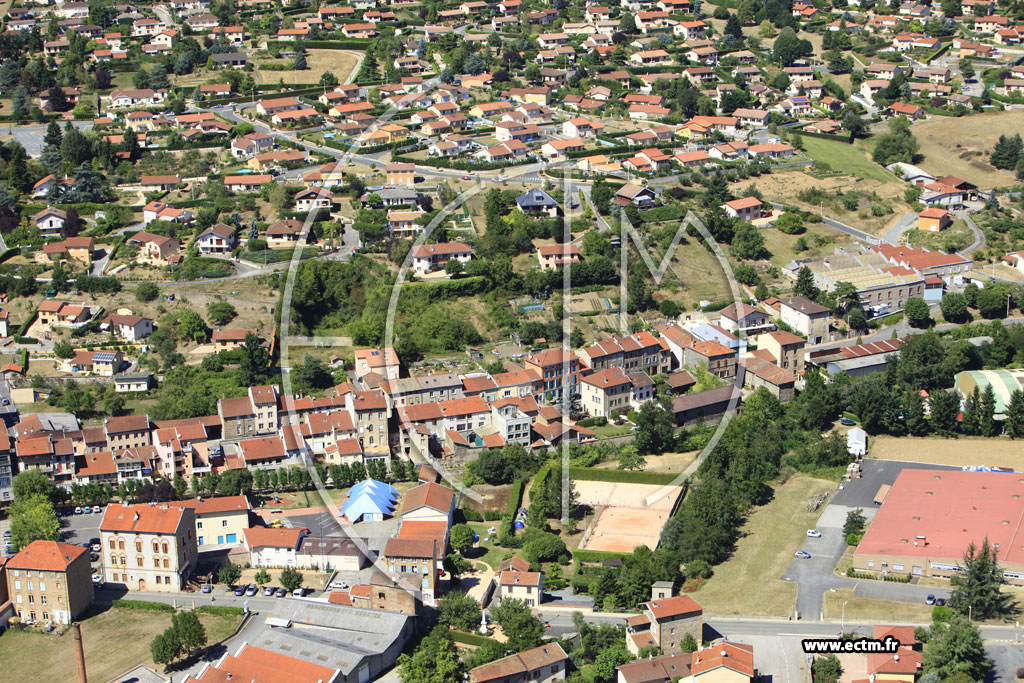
[10, 120, 92, 157]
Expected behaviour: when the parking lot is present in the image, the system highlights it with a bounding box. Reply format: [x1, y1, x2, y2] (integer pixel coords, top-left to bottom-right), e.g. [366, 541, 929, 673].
[784, 460, 956, 619]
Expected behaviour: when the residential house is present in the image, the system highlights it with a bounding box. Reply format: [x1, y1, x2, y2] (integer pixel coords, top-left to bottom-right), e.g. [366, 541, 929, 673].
[626, 594, 704, 655]
[100, 503, 198, 591]
[6, 540, 93, 625]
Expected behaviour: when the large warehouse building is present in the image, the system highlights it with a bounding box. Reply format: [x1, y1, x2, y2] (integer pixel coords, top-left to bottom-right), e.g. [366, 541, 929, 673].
[954, 369, 1024, 416]
[853, 469, 1024, 584]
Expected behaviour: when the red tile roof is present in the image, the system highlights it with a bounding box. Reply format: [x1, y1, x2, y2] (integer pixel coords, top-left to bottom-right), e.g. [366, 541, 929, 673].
[101, 503, 190, 534]
[692, 642, 755, 677]
[399, 482, 454, 516]
[243, 527, 302, 549]
[644, 594, 703, 620]
[7, 540, 87, 571]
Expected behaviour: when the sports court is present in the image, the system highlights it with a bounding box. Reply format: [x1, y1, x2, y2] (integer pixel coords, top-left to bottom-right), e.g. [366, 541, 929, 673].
[577, 481, 684, 553]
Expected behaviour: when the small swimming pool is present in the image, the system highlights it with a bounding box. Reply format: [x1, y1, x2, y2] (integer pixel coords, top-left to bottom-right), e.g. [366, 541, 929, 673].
[521, 303, 545, 312]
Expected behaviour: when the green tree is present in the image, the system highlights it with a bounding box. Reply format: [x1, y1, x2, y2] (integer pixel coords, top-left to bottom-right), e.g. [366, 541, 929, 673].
[293, 354, 333, 393]
[490, 598, 545, 652]
[205, 301, 237, 326]
[794, 266, 819, 299]
[171, 610, 207, 657]
[449, 523, 475, 555]
[617, 444, 646, 471]
[398, 627, 465, 683]
[872, 116, 920, 165]
[847, 308, 866, 330]
[136, 281, 160, 302]
[904, 297, 931, 328]
[776, 211, 805, 235]
[217, 562, 242, 586]
[523, 529, 568, 564]
[13, 469, 60, 504]
[634, 400, 676, 455]
[681, 633, 698, 653]
[1007, 390, 1024, 439]
[813, 655, 843, 683]
[940, 292, 968, 323]
[979, 384, 997, 437]
[923, 613, 990, 681]
[254, 568, 271, 587]
[53, 340, 75, 359]
[279, 566, 304, 592]
[177, 309, 207, 342]
[150, 628, 180, 666]
[238, 332, 270, 386]
[949, 538, 1012, 620]
[929, 389, 960, 436]
[843, 509, 866, 537]
[10, 494, 60, 550]
[173, 474, 187, 497]
[437, 592, 481, 631]
[592, 646, 634, 683]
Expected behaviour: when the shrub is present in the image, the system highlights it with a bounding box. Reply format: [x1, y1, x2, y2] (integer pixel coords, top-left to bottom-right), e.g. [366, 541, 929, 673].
[194, 605, 245, 617]
[461, 508, 483, 522]
[112, 599, 175, 612]
[484, 510, 501, 521]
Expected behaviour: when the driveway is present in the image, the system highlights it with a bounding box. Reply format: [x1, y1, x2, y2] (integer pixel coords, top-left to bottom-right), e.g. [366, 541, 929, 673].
[882, 212, 919, 245]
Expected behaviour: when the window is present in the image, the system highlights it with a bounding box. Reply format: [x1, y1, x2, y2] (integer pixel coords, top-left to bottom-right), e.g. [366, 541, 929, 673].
[197, 522, 203, 529]
[28, 595, 34, 604]
[137, 555, 144, 567]
[118, 540, 125, 550]
[109, 540, 116, 550]
[163, 559, 169, 568]
[152, 542, 159, 553]
[40, 596, 46, 605]
[222, 520, 228, 527]
[135, 540, 142, 552]
[14, 580, 20, 590]
[162, 542, 168, 553]
[154, 558, 160, 568]
[39, 582, 45, 592]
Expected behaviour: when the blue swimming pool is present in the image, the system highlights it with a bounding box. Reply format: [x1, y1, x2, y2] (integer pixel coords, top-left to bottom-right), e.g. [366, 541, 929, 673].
[521, 303, 545, 312]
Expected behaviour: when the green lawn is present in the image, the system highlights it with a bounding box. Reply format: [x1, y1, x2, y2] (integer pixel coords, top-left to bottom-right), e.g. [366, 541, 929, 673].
[467, 521, 515, 571]
[589, 422, 633, 438]
[800, 136, 893, 183]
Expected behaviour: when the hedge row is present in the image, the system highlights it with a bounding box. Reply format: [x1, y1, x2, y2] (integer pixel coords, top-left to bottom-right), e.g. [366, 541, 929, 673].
[112, 599, 175, 612]
[507, 479, 524, 518]
[0, 247, 18, 263]
[389, 153, 530, 172]
[194, 605, 245, 616]
[792, 128, 853, 144]
[451, 631, 499, 646]
[568, 467, 679, 485]
[572, 548, 633, 564]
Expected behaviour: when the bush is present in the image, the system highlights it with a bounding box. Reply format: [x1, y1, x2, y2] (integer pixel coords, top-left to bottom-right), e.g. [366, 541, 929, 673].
[567, 467, 677, 485]
[461, 508, 483, 522]
[846, 533, 862, 546]
[194, 605, 245, 617]
[112, 599, 175, 612]
[572, 549, 633, 564]
[484, 510, 502, 521]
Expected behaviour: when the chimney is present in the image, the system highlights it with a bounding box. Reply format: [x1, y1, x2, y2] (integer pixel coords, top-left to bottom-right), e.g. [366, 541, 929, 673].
[73, 622, 88, 683]
[133, 512, 139, 521]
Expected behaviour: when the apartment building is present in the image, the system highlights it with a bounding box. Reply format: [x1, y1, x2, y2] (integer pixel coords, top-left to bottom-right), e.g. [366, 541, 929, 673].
[381, 537, 440, 606]
[580, 367, 633, 418]
[577, 331, 670, 375]
[7, 540, 93, 624]
[523, 349, 582, 402]
[779, 297, 831, 344]
[756, 330, 806, 374]
[218, 386, 279, 441]
[100, 503, 198, 591]
[469, 643, 568, 683]
[167, 495, 253, 549]
[105, 414, 151, 453]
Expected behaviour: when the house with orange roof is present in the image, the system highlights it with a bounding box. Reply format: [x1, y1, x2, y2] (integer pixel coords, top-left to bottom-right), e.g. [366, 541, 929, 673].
[6, 540, 93, 624]
[167, 495, 252, 549]
[626, 593, 704, 655]
[691, 641, 757, 683]
[470, 643, 568, 683]
[243, 527, 305, 567]
[100, 503, 198, 591]
[183, 642, 342, 683]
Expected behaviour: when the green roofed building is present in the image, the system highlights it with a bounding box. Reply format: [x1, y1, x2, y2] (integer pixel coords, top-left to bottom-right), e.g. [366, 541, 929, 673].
[954, 369, 1024, 416]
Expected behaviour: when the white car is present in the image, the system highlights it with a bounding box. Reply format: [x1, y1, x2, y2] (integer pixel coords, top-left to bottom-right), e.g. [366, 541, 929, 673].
[329, 581, 349, 591]
[806, 530, 822, 538]
[92, 573, 102, 585]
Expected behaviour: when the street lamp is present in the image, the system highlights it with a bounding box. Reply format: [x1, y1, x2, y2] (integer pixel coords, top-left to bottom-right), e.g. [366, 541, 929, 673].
[841, 600, 848, 633]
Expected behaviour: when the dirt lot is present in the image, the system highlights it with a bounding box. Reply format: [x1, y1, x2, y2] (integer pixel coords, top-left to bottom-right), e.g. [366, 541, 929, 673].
[912, 110, 1024, 190]
[583, 505, 669, 552]
[0, 607, 240, 683]
[694, 474, 834, 616]
[255, 49, 362, 85]
[744, 171, 910, 236]
[868, 435, 1024, 469]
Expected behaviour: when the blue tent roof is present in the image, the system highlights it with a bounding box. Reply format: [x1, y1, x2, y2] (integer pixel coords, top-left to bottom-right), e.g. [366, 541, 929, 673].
[339, 478, 398, 521]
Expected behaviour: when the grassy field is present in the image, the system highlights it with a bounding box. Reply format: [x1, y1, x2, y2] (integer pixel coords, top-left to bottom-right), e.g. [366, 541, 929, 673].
[823, 588, 935, 624]
[761, 220, 853, 269]
[0, 607, 241, 682]
[906, 218, 974, 252]
[912, 110, 1024, 190]
[868, 435, 1024, 469]
[693, 474, 835, 616]
[592, 451, 698, 474]
[800, 136, 893, 183]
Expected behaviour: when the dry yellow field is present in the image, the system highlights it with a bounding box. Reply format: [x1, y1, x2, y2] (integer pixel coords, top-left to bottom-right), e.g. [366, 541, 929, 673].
[823, 588, 934, 625]
[695, 474, 835, 616]
[868, 435, 1024, 470]
[912, 110, 1024, 189]
[256, 49, 362, 85]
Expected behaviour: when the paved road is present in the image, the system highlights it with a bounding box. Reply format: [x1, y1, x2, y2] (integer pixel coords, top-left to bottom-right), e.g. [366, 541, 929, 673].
[882, 212, 918, 244]
[808, 315, 1024, 354]
[961, 212, 986, 255]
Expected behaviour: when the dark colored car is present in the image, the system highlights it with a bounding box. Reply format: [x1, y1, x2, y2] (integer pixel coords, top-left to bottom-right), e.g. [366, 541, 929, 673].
[234, 585, 245, 596]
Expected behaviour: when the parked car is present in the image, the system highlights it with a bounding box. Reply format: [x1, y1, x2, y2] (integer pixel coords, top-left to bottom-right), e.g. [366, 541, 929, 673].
[234, 585, 245, 596]
[263, 586, 275, 596]
[926, 594, 936, 605]
[806, 530, 821, 538]
[329, 581, 349, 590]
[936, 597, 946, 606]
[245, 584, 258, 597]
[93, 506, 103, 514]
[794, 550, 811, 559]
[89, 538, 100, 546]
[202, 584, 212, 593]
[89, 553, 99, 562]
[91, 543, 101, 552]
[74, 507, 83, 514]
[2, 398, 9, 406]
[92, 573, 102, 585]
[276, 587, 287, 597]
[292, 587, 306, 597]
[82, 506, 92, 514]
[3, 529, 10, 538]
